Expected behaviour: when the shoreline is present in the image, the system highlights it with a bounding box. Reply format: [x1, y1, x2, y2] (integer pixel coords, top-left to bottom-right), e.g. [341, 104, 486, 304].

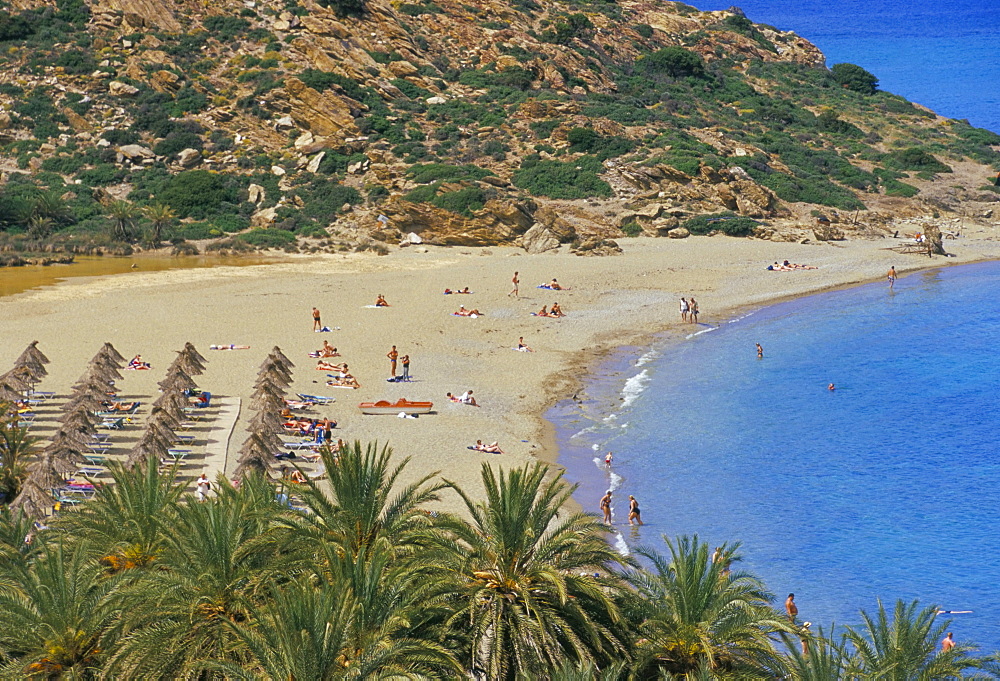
[3, 233, 1000, 516]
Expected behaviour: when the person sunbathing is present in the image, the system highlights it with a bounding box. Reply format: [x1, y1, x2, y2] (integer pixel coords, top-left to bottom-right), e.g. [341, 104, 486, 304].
[533, 305, 550, 317]
[103, 401, 140, 412]
[283, 399, 313, 410]
[458, 286, 471, 294]
[550, 302, 565, 317]
[549, 278, 562, 290]
[446, 392, 461, 402]
[454, 306, 482, 317]
[375, 294, 390, 307]
[316, 360, 348, 372]
[127, 354, 151, 369]
[327, 373, 360, 389]
[280, 466, 308, 484]
[459, 390, 479, 406]
[472, 439, 504, 454]
[210, 344, 250, 350]
[516, 337, 533, 352]
[308, 341, 340, 358]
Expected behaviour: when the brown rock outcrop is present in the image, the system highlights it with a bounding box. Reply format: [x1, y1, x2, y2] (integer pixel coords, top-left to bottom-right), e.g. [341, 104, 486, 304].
[378, 199, 534, 246]
[278, 78, 362, 140]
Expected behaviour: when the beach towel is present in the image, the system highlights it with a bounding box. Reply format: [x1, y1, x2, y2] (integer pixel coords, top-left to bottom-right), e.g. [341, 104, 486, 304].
[210, 344, 250, 350]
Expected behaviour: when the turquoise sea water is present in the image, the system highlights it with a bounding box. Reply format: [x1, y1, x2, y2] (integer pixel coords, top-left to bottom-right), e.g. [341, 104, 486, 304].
[552, 262, 1000, 650]
[695, 0, 1000, 133]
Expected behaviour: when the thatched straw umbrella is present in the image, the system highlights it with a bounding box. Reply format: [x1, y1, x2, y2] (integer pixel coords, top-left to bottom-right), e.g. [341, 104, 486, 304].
[267, 346, 294, 370]
[95, 342, 127, 367]
[232, 433, 275, 479]
[0, 381, 23, 402]
[9, 477, 55, 518]
[247, 408, 285, 433]
[43, 439, 89, 470]
[153, 390, 189, 421]
[157, 369, 197, 394]
[125, 432, 172, 470]
[251, 381, 287, 404]
[1, 366, 36, 393]
[257, 358, 293, 382]
[83, 358, 124, 382]
[169, 348, 206, 377]
[16, 341, 50, 369]
[147, 406, 182, 430]
[183, 342, 207, 366]
[25, 453, 66, 490]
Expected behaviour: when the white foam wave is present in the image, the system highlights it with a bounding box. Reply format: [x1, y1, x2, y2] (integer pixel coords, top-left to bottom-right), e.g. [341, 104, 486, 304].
[620, 369, 650, 409]
[603, 413, 617, 423]
[613, 530, 630, 556]
[685, 326, 716, 339]
[636, 349, 659, 367]
[591, 443, 600, 450]
[569, 425, 598, 440]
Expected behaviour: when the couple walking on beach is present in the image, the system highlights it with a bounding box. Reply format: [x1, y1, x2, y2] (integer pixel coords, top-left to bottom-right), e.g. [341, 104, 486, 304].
[679, 297, 699, 323]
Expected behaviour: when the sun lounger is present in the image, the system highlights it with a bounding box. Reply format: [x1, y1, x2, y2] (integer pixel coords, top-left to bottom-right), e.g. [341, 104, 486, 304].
[76, 466, 104, 477]
[297, 393, 335, 404]
[283, 440, 320, 451]
[99, 418, 126, 430]
[26, 390, 55, 400]
[191, 392, 212, 408]
[85, 446, 109, 459]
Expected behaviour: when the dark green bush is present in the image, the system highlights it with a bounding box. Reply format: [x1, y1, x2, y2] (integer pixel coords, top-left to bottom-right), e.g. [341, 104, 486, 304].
[638, 47, 705, 79]
[831, 63, 878, 95]
[531, 120, 561, 139]
[153, 131, 203, 157]
[635, 23, 653, 39]
[238, 228, 297, 248]
[210, 214, 251, 233]
[407, 163, 493, 183]
[53, 49, 95, 74]
[0, 12, 34, 41]
[541, 13, 592, 45]
[883, 147, 952, 173]
[513, 156, 612, 199]
[682, 212, 759, 236]
[159, 170, 239, 219]
[620, 221, 642, 237]
[202, 16, 249, 41]
[566, 128, 635, 159]
[41, 155, 86, 175]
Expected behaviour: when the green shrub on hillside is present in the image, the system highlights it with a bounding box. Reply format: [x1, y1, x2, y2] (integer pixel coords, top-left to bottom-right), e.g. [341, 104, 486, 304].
[159, 170, 239, 219]
[831, 63, 878, 95]
[566, 127, 635, 160]
[541, 13, 592, 45]
[682, 212, 759, 236]
[513, 156, 612, 199]
[407, 163, 493, 183]
[638, 47, 705, 79]
[202, 16, 249, 41]
[238, 228, 297, 248]
[883, 147, 952, 173]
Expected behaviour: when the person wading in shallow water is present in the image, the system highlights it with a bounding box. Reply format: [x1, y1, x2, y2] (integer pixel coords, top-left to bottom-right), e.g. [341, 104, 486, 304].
[786, 593, 798, 623]
[600, 490, 612, 525]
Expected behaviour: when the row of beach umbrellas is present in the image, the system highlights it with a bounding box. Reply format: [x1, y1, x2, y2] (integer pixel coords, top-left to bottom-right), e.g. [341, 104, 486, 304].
[232, 347, 294, 481]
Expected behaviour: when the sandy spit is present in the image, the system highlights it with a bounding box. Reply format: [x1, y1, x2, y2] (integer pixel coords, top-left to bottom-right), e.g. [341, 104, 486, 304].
[3, 232, 999, 514]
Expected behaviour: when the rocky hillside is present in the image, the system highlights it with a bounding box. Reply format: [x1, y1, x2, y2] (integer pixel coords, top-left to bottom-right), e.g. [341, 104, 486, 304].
[0, 0, 998, 256]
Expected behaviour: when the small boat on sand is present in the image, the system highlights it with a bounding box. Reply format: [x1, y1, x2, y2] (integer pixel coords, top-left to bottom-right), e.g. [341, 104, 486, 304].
[358, 398, 434, 415]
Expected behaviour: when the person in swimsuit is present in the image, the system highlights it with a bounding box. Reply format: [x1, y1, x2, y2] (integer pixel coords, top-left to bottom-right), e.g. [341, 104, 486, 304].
[312, 307, 322, 331]
[628, 495, 642, 525]
[887, 266, 897, 289]
[387, 346, 398, 377]
[689, 298, 699, 324]
[605, 451, 613, 467]
[375, 294, 390, 307]
[600, 490, 612, 524]
[786, 593, 798, 623]
[536, 305, 549, 317]
[549, 279, 562, 290]
[509, 271, 519, 298]
[756, 343, 763, 358]
[942, 632, 956, 652]
[550, 302, 564, 317]
[517, 337, 533, 352]
[680, 297, 689, 322]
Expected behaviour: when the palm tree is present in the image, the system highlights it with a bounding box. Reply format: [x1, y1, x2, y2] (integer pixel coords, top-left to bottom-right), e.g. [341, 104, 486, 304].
[844, 599, 999, 679]
[101, 479, 286, 677]
[201, 573, 460, 679]
[0, 541, 119, 677]
[26, 215, 54, 239]
[779, 624, 850, 680]
[436, 461, 629, 680]
[142, 203, 176, 246]
[623, 535, 791, 678]
[107, 200, 137, 242]
[0, 410, 37, 504]
[273, 441, 446, 568]
[53, 459, 186, 572]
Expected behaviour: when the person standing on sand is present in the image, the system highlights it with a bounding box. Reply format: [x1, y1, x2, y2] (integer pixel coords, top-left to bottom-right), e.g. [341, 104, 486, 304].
[312, 307, 322, 331]
[509, 271, 519, 298]
[600, 490, 612, 524]
[887, 266, 897, 289]
[679, 297, 689, 322]
[942, 632, 956, 652]
[196, 473, 211, 502]
[756, 343, 764, 358]
[400, 354, 410, 381]
[689, 298, 699, 324]
[387, 345, 398, 378]
[786, 593, 798, 623]
[628, 495, 643, 526]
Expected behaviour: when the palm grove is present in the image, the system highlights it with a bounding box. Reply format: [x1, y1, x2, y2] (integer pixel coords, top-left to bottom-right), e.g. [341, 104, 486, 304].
[0, 427, 997, 678]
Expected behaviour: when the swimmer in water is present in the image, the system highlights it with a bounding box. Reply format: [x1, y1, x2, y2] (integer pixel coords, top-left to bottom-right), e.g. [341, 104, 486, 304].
[828, 383, 836, 391]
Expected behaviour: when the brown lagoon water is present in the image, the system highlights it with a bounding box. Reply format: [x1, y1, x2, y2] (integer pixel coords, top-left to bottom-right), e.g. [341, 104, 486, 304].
[0, 255, 283, 298]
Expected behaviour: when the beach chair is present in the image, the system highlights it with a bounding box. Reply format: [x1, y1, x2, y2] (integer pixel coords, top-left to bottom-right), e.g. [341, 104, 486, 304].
[283, 440, 319, 451]
[27, 390, 55, 400]
[165, 449, 192, 461]
[99, 418, 126, 430]
[85, 447, 109, 460]
[76, 466, 105, 477]
[191, 392, 212, 409]
[297, 393, 335, 404]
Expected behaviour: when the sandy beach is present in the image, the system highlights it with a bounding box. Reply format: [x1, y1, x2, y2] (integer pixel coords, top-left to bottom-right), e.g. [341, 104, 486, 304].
[4, 229, 1000, 513]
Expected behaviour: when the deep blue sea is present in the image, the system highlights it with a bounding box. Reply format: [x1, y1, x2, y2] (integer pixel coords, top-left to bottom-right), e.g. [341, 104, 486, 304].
[695, 0, 1000, 133]
[552, 262, 1000, 651]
